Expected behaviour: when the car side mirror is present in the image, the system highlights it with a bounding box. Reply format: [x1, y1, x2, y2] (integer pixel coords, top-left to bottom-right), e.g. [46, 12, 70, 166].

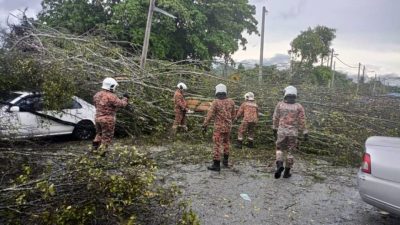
[9, 106, 20, 112]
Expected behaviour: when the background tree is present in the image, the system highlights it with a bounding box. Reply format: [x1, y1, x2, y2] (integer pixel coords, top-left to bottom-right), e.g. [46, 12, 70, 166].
[237, 63, 245, 71]
[314, 25, 336, 64]
[38, 0, 258, 61]
[38, 0, 111, 34]
[289, 26, 336, 68]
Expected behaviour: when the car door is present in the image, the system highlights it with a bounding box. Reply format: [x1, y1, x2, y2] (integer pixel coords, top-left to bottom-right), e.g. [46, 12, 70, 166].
[41, 98, 81, 135]
[14, 95, 42, 137]
[0, 105, 20, 137]
[59, 98, 83, 129]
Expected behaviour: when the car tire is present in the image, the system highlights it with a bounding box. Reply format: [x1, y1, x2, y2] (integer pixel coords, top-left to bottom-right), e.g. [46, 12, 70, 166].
[73, 120, 95, 140]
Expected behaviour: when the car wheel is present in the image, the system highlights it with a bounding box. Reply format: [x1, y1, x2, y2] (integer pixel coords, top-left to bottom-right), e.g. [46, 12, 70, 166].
[73, 120, 95, 140]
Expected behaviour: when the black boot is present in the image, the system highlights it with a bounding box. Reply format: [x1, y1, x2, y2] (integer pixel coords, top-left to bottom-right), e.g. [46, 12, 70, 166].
[223, 154, 229, 167]
[283, 168, 292, 178]
[207, 160, 221, 171]
[247, 140, 255, 148]
[274, 161, 284, 179]
[92, 141, 100, 151]
[235, 140, 243, 149]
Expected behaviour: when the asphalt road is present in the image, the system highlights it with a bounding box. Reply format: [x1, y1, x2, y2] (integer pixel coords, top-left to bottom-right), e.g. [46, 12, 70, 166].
[158, 157, 400, 225]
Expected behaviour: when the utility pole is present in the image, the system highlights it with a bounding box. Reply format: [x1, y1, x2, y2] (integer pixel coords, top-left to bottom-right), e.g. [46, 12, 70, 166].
[362, 65, 366, 83]
[140, 0, 156, 70]
[378, 76, 381, 95]
[372, 74, 377, 95]
[330, 61, 336, 88]
[258, 6, 268, 82]
[223, 58, 228, 78]
[139, 0, 176, 71]
[356, 62, 361, 95]
[329, 48, 334, 70]
[326, 54, 330, 67]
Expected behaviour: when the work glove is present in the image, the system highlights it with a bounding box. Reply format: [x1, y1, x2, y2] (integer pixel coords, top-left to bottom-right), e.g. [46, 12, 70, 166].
[201, 125, 208, 135]
[273, 129, 278, 140]
[303, 133, 309, 142]
[126, 104, 134, 112]
[123, 93, 130, 99]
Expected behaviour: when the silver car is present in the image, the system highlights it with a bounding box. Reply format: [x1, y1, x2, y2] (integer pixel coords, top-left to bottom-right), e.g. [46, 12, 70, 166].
[357, 136, 400, 216]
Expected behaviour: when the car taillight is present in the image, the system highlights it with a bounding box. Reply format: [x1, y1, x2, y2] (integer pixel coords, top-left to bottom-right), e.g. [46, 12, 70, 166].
[361, 153, 371, 174]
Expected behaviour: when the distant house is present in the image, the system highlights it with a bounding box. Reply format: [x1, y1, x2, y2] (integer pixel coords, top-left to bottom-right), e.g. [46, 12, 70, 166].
[386, 92, 400, 98]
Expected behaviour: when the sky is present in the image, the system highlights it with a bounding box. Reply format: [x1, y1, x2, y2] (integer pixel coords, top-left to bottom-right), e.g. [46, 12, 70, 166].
[232, 0, 400, 80]
[0, 0, 41, 24]
[0, 0, 399, 79]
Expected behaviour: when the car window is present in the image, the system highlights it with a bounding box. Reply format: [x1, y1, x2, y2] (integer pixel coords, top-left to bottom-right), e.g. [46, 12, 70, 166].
[0, 92, 21, 104]
[16, 96, 43, 112]
[62, 99, 82, 109]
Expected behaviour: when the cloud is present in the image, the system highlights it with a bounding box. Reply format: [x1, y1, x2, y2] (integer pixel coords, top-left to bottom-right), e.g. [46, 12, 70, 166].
[265, 53, 290, 65]
[0, 0, 41, 27]
[279, 0, 307, 20]
[0, 0, 41, 11]
[238, 53, 290, 68]
[252, 0, 269, 4]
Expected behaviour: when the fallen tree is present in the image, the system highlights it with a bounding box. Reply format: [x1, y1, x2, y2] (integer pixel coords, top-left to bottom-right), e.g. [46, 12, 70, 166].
[0, 146, 199, 225]
[1, 19, 400, 164]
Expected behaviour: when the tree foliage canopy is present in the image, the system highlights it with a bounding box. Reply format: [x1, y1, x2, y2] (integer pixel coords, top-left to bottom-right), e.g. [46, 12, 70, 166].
[289, 25, 336, 67]
[38, 0, 258, 61]
[38, 0, 111, 34]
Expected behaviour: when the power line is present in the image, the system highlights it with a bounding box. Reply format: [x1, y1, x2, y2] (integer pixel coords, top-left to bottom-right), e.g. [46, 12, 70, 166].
[334, 56, 358, 69]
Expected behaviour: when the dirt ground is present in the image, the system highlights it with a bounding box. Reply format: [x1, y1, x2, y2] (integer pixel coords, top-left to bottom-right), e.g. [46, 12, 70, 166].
[2, 138, 399, 225]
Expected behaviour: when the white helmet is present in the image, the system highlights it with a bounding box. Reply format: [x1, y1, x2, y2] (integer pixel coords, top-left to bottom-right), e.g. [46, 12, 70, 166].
[215, 83, 227, 94]
[102, 77, 118, 92]
[245, 92, 255, 101]
[177, 82, 187, 90]
[284, 85, 297, 97]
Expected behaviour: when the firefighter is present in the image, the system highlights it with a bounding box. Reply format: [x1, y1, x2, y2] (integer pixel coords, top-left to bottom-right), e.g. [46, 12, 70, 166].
[92, 77, 128, 155]
[172, 82, 189, 135]
[235, 92, 258, 149]
[272, 85, 308, 178]
[202, 84, 236, 171]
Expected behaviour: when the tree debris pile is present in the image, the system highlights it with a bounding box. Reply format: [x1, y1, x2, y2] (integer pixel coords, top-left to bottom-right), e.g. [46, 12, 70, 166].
[0, 21, 237, 136]
[0, 146, 199, 225]
[221, 79, 400, 166]
[1, 21, 400, 165]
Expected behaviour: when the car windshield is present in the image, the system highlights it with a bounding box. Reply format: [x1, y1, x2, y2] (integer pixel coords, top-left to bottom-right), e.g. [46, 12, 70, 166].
[0, 92, 21, 105]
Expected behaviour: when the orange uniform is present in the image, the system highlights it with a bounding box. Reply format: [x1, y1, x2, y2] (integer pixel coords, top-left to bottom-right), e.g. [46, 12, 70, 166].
[236, 101, 258, 141]
[93, 90, 128, 146]
[203, 98, 236, 160]
[172, 89, 187, 129]
[272, 101, 307, 168]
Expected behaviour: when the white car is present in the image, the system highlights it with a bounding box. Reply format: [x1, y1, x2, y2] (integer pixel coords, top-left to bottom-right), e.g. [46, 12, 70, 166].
[0, 92, 96, 140]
